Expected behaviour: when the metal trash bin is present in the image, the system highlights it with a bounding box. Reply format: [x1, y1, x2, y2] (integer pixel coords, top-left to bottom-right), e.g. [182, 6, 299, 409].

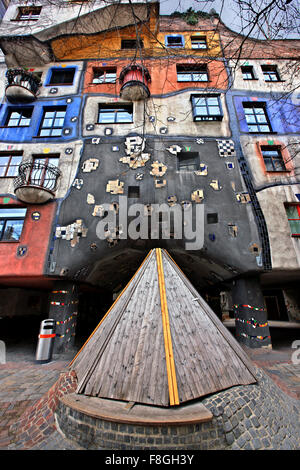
[36, 319, 56, 364]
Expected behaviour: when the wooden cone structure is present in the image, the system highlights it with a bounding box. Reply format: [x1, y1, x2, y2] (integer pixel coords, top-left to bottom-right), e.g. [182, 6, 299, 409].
[70, 249, 257, 407]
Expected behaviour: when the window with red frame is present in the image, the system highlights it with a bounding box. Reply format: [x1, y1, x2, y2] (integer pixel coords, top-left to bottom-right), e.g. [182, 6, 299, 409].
[0, 152, 23, 177]
[29, 154, 59, 187]
[285, 204, 300, 237]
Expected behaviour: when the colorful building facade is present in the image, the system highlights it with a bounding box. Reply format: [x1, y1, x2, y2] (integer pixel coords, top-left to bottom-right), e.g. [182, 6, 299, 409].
[0, 1, 299, 352]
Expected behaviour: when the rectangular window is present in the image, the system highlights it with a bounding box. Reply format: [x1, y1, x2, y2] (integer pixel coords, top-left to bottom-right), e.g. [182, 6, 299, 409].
[207, 213, 218, 224]
[261, 65, 280, 82]
[121, 39, 143, 50]
[0, 152, 23, 177]
[191, 36, 207, 49]
[98, 104, 133, 124]
[285, 204, 300, 237]
[177, 64, 208, 82]
[0, 207, 27, 242]
[29, 154, 59, 186]
[16, 6, 41, 21]
[6, 108, 33, 127]
[191, 94, 223, 121]
[243, 103, 272, 133]
[241, 65, 255, 80]
[48, 68, 75, 85]
[261, 146, 286, 171]
[165, 35, 184, 48]
[38, 107, 66, 137]
[128, 186, 140, 198]
[92, 67, 117, 84]
[177, 152, 199, 171]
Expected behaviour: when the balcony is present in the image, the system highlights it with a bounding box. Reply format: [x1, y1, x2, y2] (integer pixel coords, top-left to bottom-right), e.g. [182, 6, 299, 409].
[5, 68, 41, 104]
[119, 65, 151, 101]
[14, 160, 61, 204]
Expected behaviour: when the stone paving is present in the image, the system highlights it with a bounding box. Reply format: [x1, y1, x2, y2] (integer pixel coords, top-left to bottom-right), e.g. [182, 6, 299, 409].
[0, 341, 299, 450]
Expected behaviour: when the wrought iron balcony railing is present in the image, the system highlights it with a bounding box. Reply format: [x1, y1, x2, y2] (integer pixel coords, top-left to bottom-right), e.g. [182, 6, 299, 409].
[14, 160, 61, 204]
[5, 68, 41, 103]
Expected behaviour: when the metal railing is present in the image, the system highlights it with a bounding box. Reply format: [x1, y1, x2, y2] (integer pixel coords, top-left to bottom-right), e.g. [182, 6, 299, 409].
[14, 160, 61, 194]
[6, 68, 41, 97]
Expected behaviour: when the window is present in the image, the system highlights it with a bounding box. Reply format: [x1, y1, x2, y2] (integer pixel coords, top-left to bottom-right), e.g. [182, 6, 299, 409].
[38, 107, 66, 137]
[191, 94, 223, 121]
[207, 213, 218, 224]
[243, 103, 272, 133]
[191, 36, 207, 49]
[128, 186, 140, 198]
[241, 65, 255, 80]
[285, 204, 300, 237]
[92, 67, 117, 84]
[6, 108, 33, 127]
[48, 68, 75, 85]
[177, 64, 208, 82]
[29, 155, 59, 186]
[261, 146, 286, 171]
[0, 208, 27, 242]
[165, 35, 184, 48]
[16, 6, 41, 21]
[177, 152, 199, 171]
[0, 152, 23, 177]
[261, 65, 280, 82]
[121, 39, 143, 50]
[97, 104, 133, 124]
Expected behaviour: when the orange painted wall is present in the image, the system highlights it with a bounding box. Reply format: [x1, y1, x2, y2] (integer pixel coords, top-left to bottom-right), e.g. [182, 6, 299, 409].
[254, 139, 295, 177]
[0, 200, 56, 281]
[83, 57, 228, 95]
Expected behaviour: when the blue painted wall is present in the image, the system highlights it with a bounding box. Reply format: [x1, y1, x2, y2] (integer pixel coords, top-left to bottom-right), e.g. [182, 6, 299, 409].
[234, 95, 300, 134]
[0, 96, 81, 142]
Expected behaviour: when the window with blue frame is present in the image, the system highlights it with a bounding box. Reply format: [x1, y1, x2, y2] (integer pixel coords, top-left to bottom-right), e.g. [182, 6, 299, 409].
[97, 104, 133, 124]
[5, 107, 33, 127]
[38, 107, 66, 137]
[48, 68, 76, 85]
[191, 94, 223, 121]
[0, 207, 27, 242]
[243, 103, 272, 133]
[165, 35, 184, 48]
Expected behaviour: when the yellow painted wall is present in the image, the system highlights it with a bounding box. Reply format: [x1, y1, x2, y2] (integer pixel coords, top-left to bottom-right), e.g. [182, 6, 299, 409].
[51, 21, 222, 60]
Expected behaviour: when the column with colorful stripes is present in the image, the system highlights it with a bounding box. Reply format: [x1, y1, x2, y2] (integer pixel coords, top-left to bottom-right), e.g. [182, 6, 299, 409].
[48, 282, 79, 353]
[232, 277, 271, 348]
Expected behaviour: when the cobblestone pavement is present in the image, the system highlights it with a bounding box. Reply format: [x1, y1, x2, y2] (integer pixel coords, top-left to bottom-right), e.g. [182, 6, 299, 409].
[0, 341, 299, 450]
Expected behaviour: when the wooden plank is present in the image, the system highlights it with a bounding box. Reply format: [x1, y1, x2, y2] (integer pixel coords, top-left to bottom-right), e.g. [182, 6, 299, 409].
[75, 251, 154, 394]
[162, 251, 256, 400]
[164, 251, 257, 381]
[93, 251, 157, 399]
[162, 253, 220, 399]
[156, 248, 179, 406]
[70, 249, 152, 368]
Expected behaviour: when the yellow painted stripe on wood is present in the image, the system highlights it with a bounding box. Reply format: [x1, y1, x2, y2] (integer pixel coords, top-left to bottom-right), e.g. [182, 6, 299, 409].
[69, 250, 153, 367]
[156, 248, 179, 406]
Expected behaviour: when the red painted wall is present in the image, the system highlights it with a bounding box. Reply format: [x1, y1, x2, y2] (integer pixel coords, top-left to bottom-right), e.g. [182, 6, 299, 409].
[0, 199, 56, 284]
[83, 58, 228, 95]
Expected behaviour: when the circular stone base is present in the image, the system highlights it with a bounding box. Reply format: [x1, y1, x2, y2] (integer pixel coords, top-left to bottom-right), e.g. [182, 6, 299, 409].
[55, 368, 300, 450]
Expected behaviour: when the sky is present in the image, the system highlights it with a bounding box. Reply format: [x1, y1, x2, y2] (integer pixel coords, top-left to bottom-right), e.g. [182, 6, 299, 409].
[158, 0, 300, 39]
[159, 0, 242, 31]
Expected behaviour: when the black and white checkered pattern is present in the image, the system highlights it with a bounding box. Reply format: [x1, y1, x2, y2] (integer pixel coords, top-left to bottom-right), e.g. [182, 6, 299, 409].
[217, 139, 236, 157]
